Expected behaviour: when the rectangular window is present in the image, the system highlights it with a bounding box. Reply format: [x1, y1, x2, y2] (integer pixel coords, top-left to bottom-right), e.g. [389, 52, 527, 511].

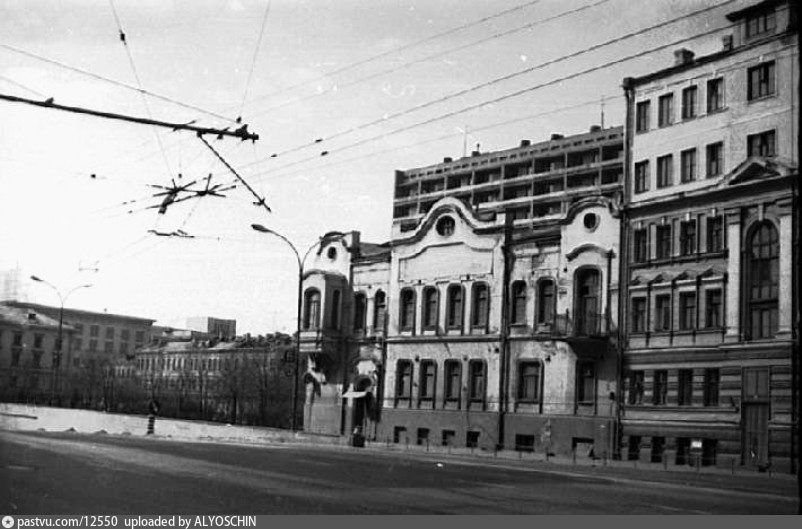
[748, 62, 775, 100]
[416, 428, 429, 446]
[74, 338, 82, 351]
[706, 78, 724, 112]
[89, 339, 98, 352]
[393, 426, 407, 444]
[746, 10, 776, 38]
[681, 85, 697, 119]
[703, 368, 720, 406]
[121, 329, 130, 341]
[628, 371, 645, 405]
[466, 431, 480, 449]
[706, 142, 723, 177]
[680, 149, 696, 183]
[656, 225, 671, 260]
[676, 438, 691, 465]
[468, 360, 485, 402]
[105, 327, 115, 339]
[441, 430, 455, 446]
[419, 360, 435, 401]
[678, 369, 693, 406]
[633, 229, 648, 263]
[657, 155, 673, 188]
[635, 100, 650, 132]
[658, 94, 674, 127]
[33, 333, 44, 349]
[680, 220, 696, 255]
[515, 434, 536, 452]
[651, 436, 665, 463]
[679, 292, 696, 330]
[634, 160, 649, 193]
[627, 436, 641, 461]
[13, 332, 23, 346]
[707, 216, 724, 252]
[135, 330, 145, 344]
[444, 360, 461, 401]
[653, 370, 668, 405]
[517, 361, 541, 402]
[705, 289, 723, 328]
[702, 439, 718, 466]
[747, 130, 776, 157]
[631, 297, 647, 333]
[90, 325, 99, 337]
[395, 360, 412, 400]
[119, 342, 128, 355]
[655, 295, 671, 332]
[577, 361, 595, 404]
[104, 341, 114, 354]
[74, 323, 84, 334]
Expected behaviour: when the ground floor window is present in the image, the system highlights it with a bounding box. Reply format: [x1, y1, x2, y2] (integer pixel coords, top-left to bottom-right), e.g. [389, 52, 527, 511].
[650, 437, 665, 463]
[466, 431, 480, 448]
[393, 426, 407, 444]
[416, 428, 430, 446]
[441, 430, 455, 446]
[675, 437, 691, 465]
[515, 434, 535, 452]
[702, 439, 717, 466]
[627, 436, 641, 460]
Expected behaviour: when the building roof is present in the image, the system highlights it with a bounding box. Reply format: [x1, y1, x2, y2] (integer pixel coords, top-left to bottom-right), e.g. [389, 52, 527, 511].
[357, 241, 391, 259]
[3, 300, 156, 325]
[0, 304, 74, 331]
[726, 0, 786, 21]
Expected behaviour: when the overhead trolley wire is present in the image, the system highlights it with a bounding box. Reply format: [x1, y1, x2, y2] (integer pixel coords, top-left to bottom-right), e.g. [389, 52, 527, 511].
[0, 42, 238, 124]
[231, 18, 743, 188]
[241, 0, 544, 108]
[248, 0, 613, 118]
[219, 0, 739, 182]
[238, 0, 273, 120]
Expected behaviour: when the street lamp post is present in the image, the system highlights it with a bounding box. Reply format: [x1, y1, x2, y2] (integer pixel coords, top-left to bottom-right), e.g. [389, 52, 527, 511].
[251, 224, 311, 431]
[30, 275, 92, 406]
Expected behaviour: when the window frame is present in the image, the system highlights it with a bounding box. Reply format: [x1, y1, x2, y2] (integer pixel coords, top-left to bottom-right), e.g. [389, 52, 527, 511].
[418, 360, 436, 403]
[395, 360, 413, 401]
[706, 77, 724, 113]
[446, 284, 464, 329]
[634, 160, 649, 194]
[654, 294, 672, 332]
[443, 359, 462, 403]
[677, 369, 693, 406]
[627, 370, 645, 405]
[422, 286, 439, 330]
[656, 154, 673, 188]
[353, 292, 367, 331]
[399, 288, 416, 331]
[655, 224, 672, 260]
[471, 282, 490, 328]
[517, 360, 542, 403]
[703, 368, 720, 406]
[576, 361, 596, 405]
[680, 148, 697, 183]
[747, 130, 776, 157]
[536, 278, 556, 325]
[679, 292, 696, 331]
[681, 85, 698, 120]
[745, 10, 776, 39]
[633, 228, 648, 263]
[706, 216, 724, 252]
[631, 297, 647, 333]
[657, 93, 674, 127]
[705, 288, 723, 328]
[302, 288, 321, 331]
[653, 370, 668, 405]
[746, 221, 779, 340]
[510, 280, 527, 325]
[706, 142, 723, 178]
[679, 219, 697, 256]
[468, 360, 486, 403]
[748, 62, 776, 101]
[635, 100, 651, 132]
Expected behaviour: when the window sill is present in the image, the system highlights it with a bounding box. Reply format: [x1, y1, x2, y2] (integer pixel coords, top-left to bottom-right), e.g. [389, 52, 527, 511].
[681, 114, 698, 122]
[705, 106, 727, 116]
[747, 94, 777, 105]
[630, 249, 728, 268]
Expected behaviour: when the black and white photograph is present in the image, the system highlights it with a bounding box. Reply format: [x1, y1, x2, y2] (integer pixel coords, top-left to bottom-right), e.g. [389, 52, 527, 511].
[0, 0, 799, 517]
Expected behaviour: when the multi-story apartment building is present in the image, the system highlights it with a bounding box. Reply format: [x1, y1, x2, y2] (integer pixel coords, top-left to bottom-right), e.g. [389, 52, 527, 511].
[0, 304, 75, 400]
[2, 300, 156, 369]
[301, 126, 624, 456]
[620, 0, 798, 471]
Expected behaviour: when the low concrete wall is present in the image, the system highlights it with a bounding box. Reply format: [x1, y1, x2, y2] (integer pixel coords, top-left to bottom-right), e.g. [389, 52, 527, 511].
[0, 402, 344, 446]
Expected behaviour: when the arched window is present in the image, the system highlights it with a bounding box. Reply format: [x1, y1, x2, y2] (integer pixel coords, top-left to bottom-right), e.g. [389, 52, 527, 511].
[446, 284, 463, 328]
[399, 288, 416, 331]
[303, 288, 321, 330]
[747, 221, 779, 339]
[537, 279, 556, 324]
[575, 268, 600, 335]
[373, 290, 387, 332]
[422, 287, 439, 329]
[511, 280, 527, 325]
[353, 292, 367, 331]
[471, 283, 490, 327]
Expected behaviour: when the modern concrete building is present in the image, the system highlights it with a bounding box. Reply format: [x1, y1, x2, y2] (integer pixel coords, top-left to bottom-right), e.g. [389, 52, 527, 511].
[186, 316, 237, 340]
[620, 0, 798, 471]
[301, 125, 624, 457]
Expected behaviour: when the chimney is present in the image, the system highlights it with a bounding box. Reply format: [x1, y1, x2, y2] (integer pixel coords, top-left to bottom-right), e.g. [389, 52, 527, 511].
[721, 35, 733, 51]
[674, 48, 695, 66]
[550, 133, 564, 141]
[520, 139, 531, 147]
[28, 312, 37, 321]
[443, 157, 453, 163]
[471, 150, 481, 157]
[589, 125, 602, 133]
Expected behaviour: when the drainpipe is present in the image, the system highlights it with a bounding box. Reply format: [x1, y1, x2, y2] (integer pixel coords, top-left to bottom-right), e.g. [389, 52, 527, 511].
[616, 76, 636, 459]
[497, 214, 514, 450]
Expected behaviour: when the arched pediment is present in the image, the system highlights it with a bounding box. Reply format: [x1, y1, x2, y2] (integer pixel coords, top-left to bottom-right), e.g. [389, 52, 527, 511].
[565, 243, 615, 262]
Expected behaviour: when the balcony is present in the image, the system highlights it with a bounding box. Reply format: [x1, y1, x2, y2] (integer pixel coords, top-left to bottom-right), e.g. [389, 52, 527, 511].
[535, 311, 613, 340]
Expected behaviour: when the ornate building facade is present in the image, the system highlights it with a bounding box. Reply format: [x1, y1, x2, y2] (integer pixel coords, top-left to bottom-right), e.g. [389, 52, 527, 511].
[620, 0, 798, 471]
[301, 126, 624, 456]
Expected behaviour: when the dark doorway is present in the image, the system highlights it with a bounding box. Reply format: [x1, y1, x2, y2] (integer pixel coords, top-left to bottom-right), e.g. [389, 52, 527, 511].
[575, 268, 601, 336]
[742, 403, 769, 468]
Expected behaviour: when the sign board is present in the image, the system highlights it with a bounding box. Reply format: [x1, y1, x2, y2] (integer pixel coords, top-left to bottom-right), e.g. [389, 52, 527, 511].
[690, 439, 703, 452]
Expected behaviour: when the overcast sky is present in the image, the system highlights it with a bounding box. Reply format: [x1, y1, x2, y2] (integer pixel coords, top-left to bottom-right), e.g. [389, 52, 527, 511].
[0, 0, 745, 333]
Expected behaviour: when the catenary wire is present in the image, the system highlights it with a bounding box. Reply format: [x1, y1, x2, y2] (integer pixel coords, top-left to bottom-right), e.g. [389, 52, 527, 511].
[238, 0, 273, 120]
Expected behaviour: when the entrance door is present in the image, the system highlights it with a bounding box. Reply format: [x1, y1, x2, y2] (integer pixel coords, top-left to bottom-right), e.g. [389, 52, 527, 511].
[742, 403, 769, 467]
[576, 269, 600, 336]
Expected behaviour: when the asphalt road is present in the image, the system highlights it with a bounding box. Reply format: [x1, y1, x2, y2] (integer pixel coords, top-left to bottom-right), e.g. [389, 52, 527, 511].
[0, 430, 796, 514]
